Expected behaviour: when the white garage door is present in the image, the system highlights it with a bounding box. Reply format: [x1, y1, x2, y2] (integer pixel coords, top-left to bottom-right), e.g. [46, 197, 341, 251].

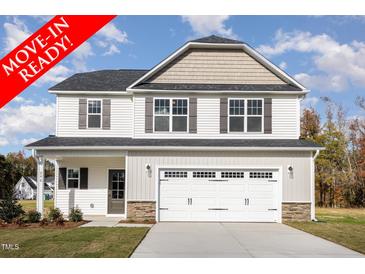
[159, 169, 280, 222]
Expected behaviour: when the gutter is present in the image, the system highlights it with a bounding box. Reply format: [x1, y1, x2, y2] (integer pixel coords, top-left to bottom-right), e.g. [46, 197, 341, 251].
[26, 145, 324, 152]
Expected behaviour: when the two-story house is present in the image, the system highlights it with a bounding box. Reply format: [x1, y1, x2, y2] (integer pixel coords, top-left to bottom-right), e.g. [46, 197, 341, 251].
[27, 35, 322, 223]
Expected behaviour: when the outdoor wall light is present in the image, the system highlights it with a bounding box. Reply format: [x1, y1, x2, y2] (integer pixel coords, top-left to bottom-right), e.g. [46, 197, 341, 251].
[287, 165, 294, 179]
[145, 164, 152, 177]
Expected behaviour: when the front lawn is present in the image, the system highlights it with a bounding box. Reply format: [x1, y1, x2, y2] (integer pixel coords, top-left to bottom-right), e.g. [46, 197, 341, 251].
[18, 200, 54, 212]
[287, 207, 365, 255]
[0, 227, 149, 258]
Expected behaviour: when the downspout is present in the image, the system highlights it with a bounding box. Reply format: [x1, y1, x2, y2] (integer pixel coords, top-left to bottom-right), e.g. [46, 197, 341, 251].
[311, 149, 320, 221]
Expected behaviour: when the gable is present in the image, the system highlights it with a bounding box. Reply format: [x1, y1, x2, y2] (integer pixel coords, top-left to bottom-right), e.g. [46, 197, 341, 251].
[145, 48, 286, 85]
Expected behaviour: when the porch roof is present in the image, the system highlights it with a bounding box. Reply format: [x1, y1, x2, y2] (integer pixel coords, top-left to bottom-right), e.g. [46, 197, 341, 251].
[26, 136, 322, 151]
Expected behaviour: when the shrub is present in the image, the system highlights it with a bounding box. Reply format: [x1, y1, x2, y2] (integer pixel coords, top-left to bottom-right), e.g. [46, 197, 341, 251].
[0, 219, 6, 227]
[25, 210, 41, 223]
[55, 216, 65, 226]
[40, 217, 49, 226]
[0, 191, 24, 223]
[48, 208, 62, 222]
[12, 216, 25, 226]
[68, 207, 83, 222]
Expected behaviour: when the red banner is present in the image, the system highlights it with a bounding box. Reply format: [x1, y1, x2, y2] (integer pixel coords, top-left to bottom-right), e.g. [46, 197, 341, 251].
[0, 15, 116, 108]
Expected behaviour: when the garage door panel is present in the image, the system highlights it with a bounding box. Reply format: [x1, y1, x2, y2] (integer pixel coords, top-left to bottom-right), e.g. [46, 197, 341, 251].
[218, 197, 245, 208]
[159, 169, 279, 222]
[191, 184, 217, 195]
[160, 197, 189, 207]
[191, 197, 216, 206]
[217, 210, 247, 222]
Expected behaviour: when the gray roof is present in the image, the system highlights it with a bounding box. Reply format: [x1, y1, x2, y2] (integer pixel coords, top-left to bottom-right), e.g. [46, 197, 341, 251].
[190, 35, 244, 44]
[133, 83, 301, 91]
[23, 176, 52, 190]
[26, 136, 322, 149]
[24, 176, 37, 189]
[47, 35, 303, 92]
[49, 69, 148, 91]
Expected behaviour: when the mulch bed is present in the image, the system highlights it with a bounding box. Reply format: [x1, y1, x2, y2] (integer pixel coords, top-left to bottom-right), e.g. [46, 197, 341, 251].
[0, 220, 89, 229]
[119, 219, 156, 224]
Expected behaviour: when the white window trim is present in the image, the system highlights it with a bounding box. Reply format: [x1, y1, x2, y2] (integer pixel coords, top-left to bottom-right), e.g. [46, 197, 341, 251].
[66, 168, 80, 189]
[87, 99, 103, 129]
[153, 97, 189, 133]
[228, 98, 264, 134]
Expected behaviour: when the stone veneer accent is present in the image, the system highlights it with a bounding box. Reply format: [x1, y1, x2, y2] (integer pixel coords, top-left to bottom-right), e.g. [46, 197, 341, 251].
[127, 201, 156, 222]
[282, 202, 311, 222]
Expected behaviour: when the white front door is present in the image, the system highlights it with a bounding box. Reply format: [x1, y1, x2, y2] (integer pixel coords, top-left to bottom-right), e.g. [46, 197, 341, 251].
[159, 169, 279, 222]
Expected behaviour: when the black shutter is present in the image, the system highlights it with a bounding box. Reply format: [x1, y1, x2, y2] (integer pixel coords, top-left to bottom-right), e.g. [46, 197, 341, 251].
[145, 97, 153, 133]
[189, 97, 197, 133]
[79, 99, 87, 129]
[220, 98, 228, 133]
[59, 168, 67, 190]
[102, 99, 111, 130]
[264, 98, 272, 134]
[80, 168, 88, 189]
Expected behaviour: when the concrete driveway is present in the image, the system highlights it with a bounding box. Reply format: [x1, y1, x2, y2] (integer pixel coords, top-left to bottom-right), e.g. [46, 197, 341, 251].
[132, 223, 363, 258]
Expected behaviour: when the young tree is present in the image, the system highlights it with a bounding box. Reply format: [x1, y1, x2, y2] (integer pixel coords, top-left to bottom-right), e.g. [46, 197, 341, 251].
[301, 107, 321, 141]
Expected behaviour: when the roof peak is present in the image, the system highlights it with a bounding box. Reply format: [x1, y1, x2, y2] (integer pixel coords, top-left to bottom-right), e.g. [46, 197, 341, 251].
[190, 35, 244, 44]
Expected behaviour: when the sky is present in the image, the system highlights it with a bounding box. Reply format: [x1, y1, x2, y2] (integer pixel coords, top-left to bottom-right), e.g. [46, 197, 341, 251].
[0, 15, 365, 154]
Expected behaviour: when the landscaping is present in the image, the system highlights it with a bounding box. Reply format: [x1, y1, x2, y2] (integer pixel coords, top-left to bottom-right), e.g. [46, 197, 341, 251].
[0, 226, 150, 257]
[287, 207, 365, 255]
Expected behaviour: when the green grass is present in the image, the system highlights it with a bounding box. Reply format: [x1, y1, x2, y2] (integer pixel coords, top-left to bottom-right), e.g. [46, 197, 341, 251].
[287, 207, 365, 255]
[18, 200, 54, 212]
[0, 227, 149, 258]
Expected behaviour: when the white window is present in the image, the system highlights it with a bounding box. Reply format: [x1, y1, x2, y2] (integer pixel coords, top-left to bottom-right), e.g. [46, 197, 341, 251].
[154, 99, 170, 132]
[67, 168, 80, 189]
[193, 171, 216, 178]
[164, 171, 188, 178]
[229, 99, 245, 132]
[154, 98, 188, 132]
[228, 99, 263, 133]
[249, 171, 273, 179]
[247, 99, 263, 132]
[87, 100, 102, 128]
[221, 171, 245, 178]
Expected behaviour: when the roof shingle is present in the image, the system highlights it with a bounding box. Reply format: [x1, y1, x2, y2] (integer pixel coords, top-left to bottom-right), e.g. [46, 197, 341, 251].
[49, 69, 148, 91]
[190, 35, 244, 44]
[26, 136, 322, 149]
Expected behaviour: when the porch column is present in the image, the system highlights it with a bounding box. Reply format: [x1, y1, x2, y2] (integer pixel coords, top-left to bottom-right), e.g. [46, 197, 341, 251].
[36, 156, 45, 216]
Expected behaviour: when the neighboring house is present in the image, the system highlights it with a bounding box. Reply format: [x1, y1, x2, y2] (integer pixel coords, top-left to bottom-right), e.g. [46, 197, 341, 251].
[26, 35, 322, 222]
[14, 176, 54, 200]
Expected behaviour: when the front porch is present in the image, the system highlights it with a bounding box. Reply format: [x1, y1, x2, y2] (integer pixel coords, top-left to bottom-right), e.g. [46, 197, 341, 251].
[34, 150, 128, 218]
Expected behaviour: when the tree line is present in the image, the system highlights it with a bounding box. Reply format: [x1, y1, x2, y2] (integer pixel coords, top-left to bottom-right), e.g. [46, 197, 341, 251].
[0, 152, 54, 199]
[301, 96, 365, 207]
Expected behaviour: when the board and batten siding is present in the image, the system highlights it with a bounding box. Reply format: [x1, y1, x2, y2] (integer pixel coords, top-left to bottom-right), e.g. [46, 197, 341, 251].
[127, 151, 311, 202]
[56, 95, 133, 137]
[146, 48, 286, 85]
[55, 157, 125, 215]
[133, 94, 299, 139]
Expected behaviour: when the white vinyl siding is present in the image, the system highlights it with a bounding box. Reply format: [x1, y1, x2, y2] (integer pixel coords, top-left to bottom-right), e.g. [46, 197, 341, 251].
[134, 95, 299, 139]
[56, 95, 133, 137]
[127, 150, 311, 202]
[55, 157, 124, 215]
[57, 189, 107, 216]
